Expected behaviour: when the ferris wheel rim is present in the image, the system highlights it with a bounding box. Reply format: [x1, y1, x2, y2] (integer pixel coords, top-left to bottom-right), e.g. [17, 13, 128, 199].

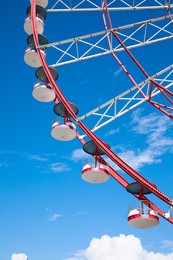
[29, 0, 173, 224]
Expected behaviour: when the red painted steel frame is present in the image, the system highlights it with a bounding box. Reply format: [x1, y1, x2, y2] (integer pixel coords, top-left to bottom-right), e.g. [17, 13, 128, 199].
[31, 0, 173, 224]
[102, 0, 173, 119]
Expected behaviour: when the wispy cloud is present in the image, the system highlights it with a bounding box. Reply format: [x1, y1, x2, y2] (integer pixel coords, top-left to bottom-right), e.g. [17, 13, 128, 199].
[0, 150, 72, 173]
[114, 67, 123, 77]
[161, 240, 173, 250]
[26, 154, 48, 161]
[70, 148, 90, 162]
[0, 150, 20, 155]
[79, 80, 87, 86]
[108, 109, 173, 171]
[47, 213, 62, 222]
[0, 150, 49, 162]
[105, 128, 119, 136]
[131, 109, 173, 152]
[49, 162, 71, 173]
[108, 149, 160, 171]
[0, 162, 10, 168]
[73, 211, 87, 217]
[131, 109, 172, 137]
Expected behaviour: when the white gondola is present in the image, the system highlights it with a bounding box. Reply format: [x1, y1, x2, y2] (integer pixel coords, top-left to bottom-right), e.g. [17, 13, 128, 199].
[24, 16, 44, 35]
[30, 0, 48, 8]
[32, 83, 55, 102]
[82, 163, 110, 183]
[24, 48, 45, 67]
[128, 202, 159, 228]
[51, 121, 76, 141]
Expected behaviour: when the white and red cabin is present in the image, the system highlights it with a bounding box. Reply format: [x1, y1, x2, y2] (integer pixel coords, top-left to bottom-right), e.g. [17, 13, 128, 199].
[24, 47, 46, 68]
[82, 162, 110, 184]
[51, 121, 76, 141]
[32, 82, 55, 102]
[24, 16, 44, 35]
[128, 201, 159, 228]
[24, 4, 46, 35]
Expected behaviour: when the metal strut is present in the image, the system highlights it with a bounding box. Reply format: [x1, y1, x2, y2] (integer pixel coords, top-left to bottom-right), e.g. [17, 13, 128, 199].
[47, 0, 173, 12]
[31, 0, 173, 224]
[102, 0, 173, 119]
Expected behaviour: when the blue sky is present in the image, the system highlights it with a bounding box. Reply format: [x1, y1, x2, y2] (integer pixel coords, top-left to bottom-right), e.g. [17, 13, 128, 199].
[0, 0, 173, 259]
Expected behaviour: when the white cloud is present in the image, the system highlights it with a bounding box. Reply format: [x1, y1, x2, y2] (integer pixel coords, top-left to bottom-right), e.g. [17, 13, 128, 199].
[112, 149, 159, 171]
[63, 234, 173, 260]
[47, 213, 62, 221]
[0, 150, 49, 162]
[73, 211, 87, 217]
[132, 109, 173, 152]
[161, 240, 173, 250]
[11, 253, 28, 260]
[105, 128, 119, 136]
[49, 162, 71, 173]
[131, 109, 173, 141]
[0, 150, 19, 155]
[114, 67, 123, 77]
[109, 110, 173, 171]
[71, 149, 90, 162]
[26, 154, 48, 161]
[0, 162, 9, 168]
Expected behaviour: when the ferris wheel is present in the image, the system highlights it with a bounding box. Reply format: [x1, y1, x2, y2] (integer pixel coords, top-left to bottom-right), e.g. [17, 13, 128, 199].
[24, 0, 173, 228]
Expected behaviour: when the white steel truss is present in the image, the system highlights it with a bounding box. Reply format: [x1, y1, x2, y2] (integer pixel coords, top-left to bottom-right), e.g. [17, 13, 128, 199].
[40, 15, 173, 67]
[77, 64, 173, 139]
[48, 0, 173, 12]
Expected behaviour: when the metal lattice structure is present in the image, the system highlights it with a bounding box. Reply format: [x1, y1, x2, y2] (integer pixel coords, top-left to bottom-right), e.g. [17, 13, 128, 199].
[24, 0, 173, 226]
[41, 15, 173, 66]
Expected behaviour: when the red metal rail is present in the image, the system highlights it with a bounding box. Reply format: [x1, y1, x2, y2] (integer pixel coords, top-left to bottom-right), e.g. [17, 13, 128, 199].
[31, 0, 173, 223]
[102, 0, 173, 119]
